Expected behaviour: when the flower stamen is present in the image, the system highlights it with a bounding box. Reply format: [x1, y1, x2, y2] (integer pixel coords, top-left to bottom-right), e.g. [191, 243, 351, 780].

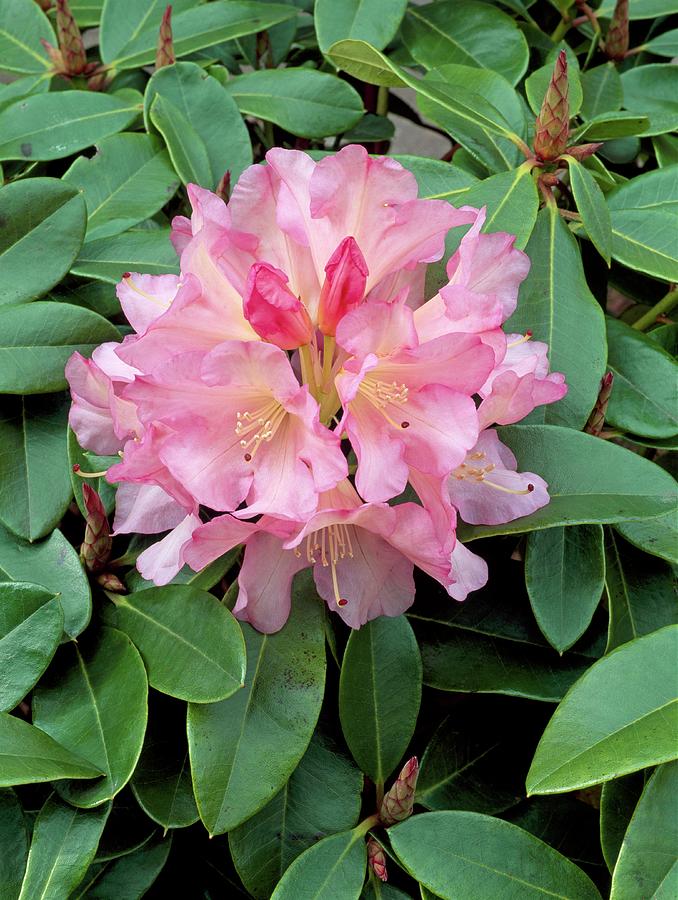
[358, 378, 410, 430]
[294, 523, 354, 605]
[507, 331, 533, 348]
[235, 400, 286, 461]
[453, 461, 534, 495]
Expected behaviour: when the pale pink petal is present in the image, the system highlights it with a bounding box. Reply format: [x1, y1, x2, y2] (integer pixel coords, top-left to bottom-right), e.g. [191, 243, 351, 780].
[478, 371, 567, 428]
[115, 273, 179, 335]
[336, 301, 418, 358]
[479, 336, 553, 396]
[407, 467, 457, 555]
[236, 531, 307, 633]
[184, 514, 259, 571]
[447, 540, 489, 601]
[66, 352, 121, 455]
[112, 482, 188, 535]
[136, 513, 202, 586]
[387, 502, 453, 585]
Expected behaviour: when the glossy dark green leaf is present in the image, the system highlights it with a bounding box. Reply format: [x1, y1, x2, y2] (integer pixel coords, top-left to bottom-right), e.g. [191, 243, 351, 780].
[125, 546, 240, 593]
[401, 0, 529, 85]
[598, 0, 678, 16]
[145, 62, 252, 188]
[93, 792, 157, 862]
[63, 133, 179, 241]
[0, 178, 87, 305]
[326, 39, 408, 87]
[645, 28, 678, 57]
[0, 713, 103, 785]
[505, 206, 607, 428]
[17, 795, 110, 900]
[526, 625, 678, 794]
[74, 833, 172, 898]
[611, 761, 678, 899]
[339, 615, 421, 783]
[0, 302, 120, 395]
[104, 585, 245, 703]
[71, 228, 179, 283]
[0, 92, 138, 161]
[315, 0, 407, 53]
[270, 827, 367, 900]
[621, 65, 678, 136]
[653, 133, 678, 168]
[581, 63, 622, 119]
[0, 523, 91, 638]
[457, 426, 678, 541]
[395, 154, 478, 200]
[600, 773, 645, 872]
[149, 95, 213, 190]
[0, 74, 50, 114]
[0, 789, 28, 899]
[388, 811, 601, 899]
[33, 626, 148, 807]
[229, 730, 363, 898]
[615, 513, 678, 566]
[451, 165, 538, 249]
[223, 68, 364, 139]
[188, 574, 325, 834]
[0, 0, 54, 73]
[526, 525, 605, 653]
[605, 316, 678, 439]
[577, 112, 650, 141]
[0, 394, 72, 541]
[0, 582, 63, 712]
[566, 156, 612, 264]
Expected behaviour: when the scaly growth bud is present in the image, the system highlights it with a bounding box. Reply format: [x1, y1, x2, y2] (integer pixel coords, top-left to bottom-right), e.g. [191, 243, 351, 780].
[379, 757, 419, 826]
[80, 483, 112, 573]
[605, 0, 629, 60]
[367, 838, 388, 882]
[55, 0, 87, 74]
[156, 5, 175, 69]
[534, 51, 569, 163]
[585, 372, 614, 437]
[564, 142, 603, 162]
[96, 572, 126, 592]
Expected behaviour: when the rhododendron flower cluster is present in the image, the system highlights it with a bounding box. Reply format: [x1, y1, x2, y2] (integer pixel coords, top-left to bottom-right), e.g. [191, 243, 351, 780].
[67, 146, 567, 632]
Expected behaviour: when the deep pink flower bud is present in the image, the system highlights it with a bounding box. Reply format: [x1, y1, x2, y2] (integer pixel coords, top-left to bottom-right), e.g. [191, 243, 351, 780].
[605, 0, 629, 60]
[317, 237, 369, 336]
[367, 837, 388, 882]
[534, 50, 569, 162]
[243, 263, 314, 350]
[55, 0, 87, 75]
[155, 5, 175, 69]
[96, 572, 126, 593]
[80, 483, 112, 573]
[585, 372, 614, 437]
[379, 757, 419, 826]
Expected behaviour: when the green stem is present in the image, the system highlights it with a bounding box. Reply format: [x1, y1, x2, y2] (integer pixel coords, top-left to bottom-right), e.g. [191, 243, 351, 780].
[376, 85, 389, 117]
[631, 289, 678, 331]
[551, 18, 571, 42]
[356, 813, 381, 837]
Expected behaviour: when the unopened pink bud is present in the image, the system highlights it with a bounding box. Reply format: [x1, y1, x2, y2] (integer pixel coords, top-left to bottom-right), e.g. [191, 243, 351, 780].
[80, 483, 112, 573]
[243, 263, 314, 350]
[605, 0, 629, 60]
[367, 837, 388, 882]
[317, 237, 368, 336]
[379, 757, 419, 826]
[534, 50, 569, 162]
[96, 572, 126, 593]
[155, 5, 175, 69]
[585, 372, 614, 437]
[55, 0, 87, 75]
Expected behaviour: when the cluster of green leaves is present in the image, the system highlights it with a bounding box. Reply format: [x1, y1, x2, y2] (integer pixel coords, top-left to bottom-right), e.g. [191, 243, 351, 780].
[0, 0, 677, 897]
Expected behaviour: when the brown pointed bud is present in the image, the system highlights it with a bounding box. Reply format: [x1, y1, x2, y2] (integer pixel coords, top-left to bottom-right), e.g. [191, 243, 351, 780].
[533, 50, 570, 163]
[605, 0, 629, 60]
[80, 483, 112, 573]
[379, 757, 419, 826]
[216, 170, 231, 203]
[96, 572, 127, 593]
[585, 372, 614, 437]
[156, 5, 175, 69]
[87, 68, 111, 92]
[55, 0, 87, 75]
[564, 142, 603, 162]
[367, 837, 388, 882]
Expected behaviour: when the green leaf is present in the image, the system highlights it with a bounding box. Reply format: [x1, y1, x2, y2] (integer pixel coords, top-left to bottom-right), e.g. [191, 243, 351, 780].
[644, 28, 678, 57]
[506, 206, 607, 428]
[600, 773, 645, 872]
[68, 429, 117, 519]
[18, 795, 110, 900]
[0, 713, 103, 785]
[566, 156, 612, 264]
[576, 112, 650, 141]
[458, 426, 677, 540]
[451, 165, 539, 249]
[611, 762, 678, 899]
[315, 0, 407, 53]
[0, 0, 54, 73]
[71, 228, 180, 283]
[223, 68, 364, 139]
[608, 165, 678, 283]
[229, 730, 363, 898]
[70, 0, 104, 26]
[605, 530, 678, 653]
[401, 0, 529, 85]
[527, 625, 678, 795]
[605, 316, 678, 438]
[149, 95, 212, 190]
[144, 62, 252, 189]
[270, 827, 367, 900]
[0, 302, 120, 395]
[103, 585, 246, 703]
[0, 178, 87, 305]
[0, 523, 91, 639]
[74, 833, 172, 898]
[652, 133, 678, 168]
[394, 154, 478, 200]
[388, 811, 602, 899]
[580, 62, 622, 120]
[0, 92, 138, 161]
[598, 0, 678, 17]
[0, 789, 28, 899]
[102, 0, 299, 69]
[188, 572, 325, 834]
[63, 133, 179, 241]
[326, 39, 407, 86]
[621, 65, 678, 136]
[0, 74, 50, 114]
[526, 525, 605, 653]
[131, 694, 198, 830]
[0, 583, 63, 712]
[339, 615, 421, 784]
[33, 626, 148, 807]
[615, 512, 678, 566]
[408, 586, 594, 702]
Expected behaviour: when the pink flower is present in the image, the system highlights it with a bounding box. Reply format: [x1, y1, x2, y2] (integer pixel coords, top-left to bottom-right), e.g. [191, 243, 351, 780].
[317, 237, 368, 336]
[243, 263, 314, 350]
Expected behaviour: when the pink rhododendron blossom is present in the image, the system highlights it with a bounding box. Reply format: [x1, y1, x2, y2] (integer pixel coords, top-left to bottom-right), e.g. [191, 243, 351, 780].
[66, 145, 568, 631]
